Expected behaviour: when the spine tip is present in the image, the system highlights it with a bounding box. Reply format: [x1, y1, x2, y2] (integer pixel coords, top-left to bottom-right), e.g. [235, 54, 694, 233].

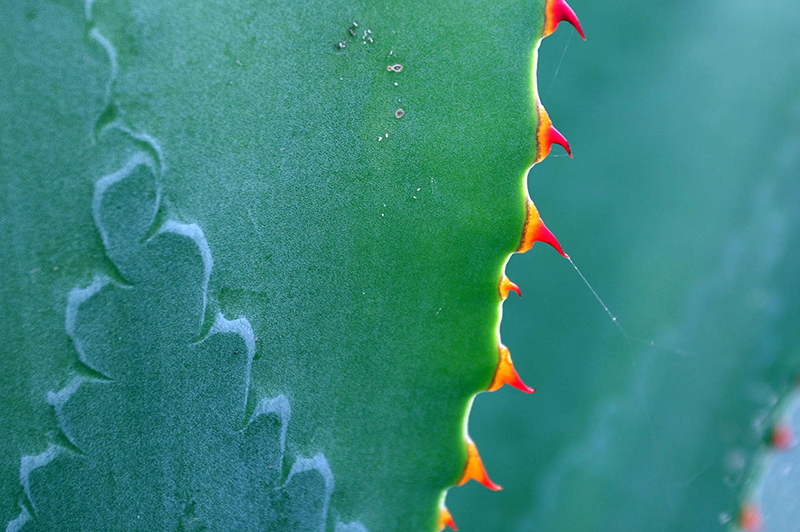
[544, 0, 586, 40]
[547, 123, 573, 158]
[536, 107, 572, 162]
[489, 345, 535, 394]
[438, 506, 458, 531]
[518, 199, 568, 258]
[500, 275, 522, 299]
[458, 438, 502, 491]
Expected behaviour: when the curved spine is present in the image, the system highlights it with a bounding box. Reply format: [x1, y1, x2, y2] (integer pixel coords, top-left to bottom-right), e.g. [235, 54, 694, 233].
[488, 345, 535, 393]
[438, 506, 457, 531]
[518, 198, 568, 257]
[544, 0, 586, 40]
[535, 105, 572, 163]
[457, 438, 502, 491]
[499, 275, 522, 300]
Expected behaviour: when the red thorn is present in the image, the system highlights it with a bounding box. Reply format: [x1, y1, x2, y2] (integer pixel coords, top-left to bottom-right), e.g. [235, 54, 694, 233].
[544, 0, 586, 40]
[499, 275, 522, 299]
[772, 423, 793, 449]
[518, 199, 568, 258]
[489, 345, 535, 393]
[438, 506, 458, 531]
[740, 504, 763, 532]
[534, 219, 568, 257]
[547, 124, 572, 157]
[535, 107, 572, 163]
[458, 439, 502, 491]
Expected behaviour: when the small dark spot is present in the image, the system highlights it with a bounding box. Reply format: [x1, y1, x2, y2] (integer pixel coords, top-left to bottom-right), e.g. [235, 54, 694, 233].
[388, 64, 403, 72]
[395, 108, 405, 119]
[233, 351, 238, 355]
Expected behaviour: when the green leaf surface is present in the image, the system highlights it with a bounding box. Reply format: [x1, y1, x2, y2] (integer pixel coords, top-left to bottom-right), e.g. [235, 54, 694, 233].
[0, 1, 555, 530]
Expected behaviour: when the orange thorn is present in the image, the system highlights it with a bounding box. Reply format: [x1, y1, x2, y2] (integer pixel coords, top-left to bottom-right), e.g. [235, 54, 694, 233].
[489, 345, 535, 393]
[772, 423, 793, 449]
[499, 275, 522, 300]
[544, 0, 586, 40]
[517, 199, 568, 257]
[740, 503, 763, 531]
[458, 438, 502, 491]
[536, 106, 572, 163]
[438, 506, 458, 531]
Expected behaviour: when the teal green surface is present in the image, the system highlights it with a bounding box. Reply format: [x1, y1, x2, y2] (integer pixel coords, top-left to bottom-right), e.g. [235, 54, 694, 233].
[452, 1, 800, 531]
[6, 1, 798, 531]
[0, 1, 550, 531]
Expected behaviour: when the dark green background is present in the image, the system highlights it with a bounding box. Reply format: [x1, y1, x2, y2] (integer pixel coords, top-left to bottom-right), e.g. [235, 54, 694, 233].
[452, 1, 800, 531]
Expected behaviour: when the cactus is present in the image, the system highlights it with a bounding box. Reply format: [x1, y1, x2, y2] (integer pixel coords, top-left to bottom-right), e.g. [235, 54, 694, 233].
[0, 0, 582, 530]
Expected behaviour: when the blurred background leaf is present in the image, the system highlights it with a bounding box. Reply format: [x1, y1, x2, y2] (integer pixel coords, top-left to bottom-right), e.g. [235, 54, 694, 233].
[452, 1, 800, 531]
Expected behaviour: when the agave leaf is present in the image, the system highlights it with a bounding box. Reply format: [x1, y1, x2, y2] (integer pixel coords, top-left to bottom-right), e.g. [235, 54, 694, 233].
[0, 1, 578, 530]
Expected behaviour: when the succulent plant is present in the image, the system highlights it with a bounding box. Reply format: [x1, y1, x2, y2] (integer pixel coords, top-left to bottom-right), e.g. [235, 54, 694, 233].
[5, 1, 799, 531]
[0, 0, 584, 530]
